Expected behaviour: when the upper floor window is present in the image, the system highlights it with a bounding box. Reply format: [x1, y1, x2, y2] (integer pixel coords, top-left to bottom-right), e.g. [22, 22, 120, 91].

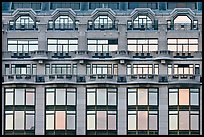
[88, 16, 118, 30]
[88, 39, 118, 52]
[128, 39, 158, 52]
[128, 2, 158, 10]
[167, 39, 198, 52]
[168, 64, 199, 75]
[128, 15, 158, 30]
[127, 64, 159, 75]
[45, 64, 77, 75]
[167, 2, 197, 10]
[89, 2, 119, 10]
[50, 2, 80, 10]
[8, 39, 38, 52]
[11, 2, 42, 10]
[86, 64, 118, 75]
[10, 64, 37, 75]
[48, 16, 78, 30]
[9, 16, 38, 30]
[47, 39, 78, 52]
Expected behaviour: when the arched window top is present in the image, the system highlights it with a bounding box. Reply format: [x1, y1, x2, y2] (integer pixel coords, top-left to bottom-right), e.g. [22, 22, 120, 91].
[174, 15, 191, 24]
[55, 16, 73, 23]
[92, 15, 114, 30]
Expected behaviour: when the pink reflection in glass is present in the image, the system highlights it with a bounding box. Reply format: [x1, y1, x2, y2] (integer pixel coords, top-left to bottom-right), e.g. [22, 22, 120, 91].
[55, 111, 65, 129]
[179, 111, 189, 130]
[138, 111, 148, 130]
[179, 89, 189, 105]
[108, 115, 116, 130]
[97, 111, 106, 130]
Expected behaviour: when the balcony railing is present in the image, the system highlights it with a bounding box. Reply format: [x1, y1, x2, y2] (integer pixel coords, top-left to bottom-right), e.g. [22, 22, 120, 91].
[127, 74, 159, 83]
[168, 74, 201, 83]
[3, 75, 36, 83]
[44, 75, 77, 83]
[86, 74, 117, 83]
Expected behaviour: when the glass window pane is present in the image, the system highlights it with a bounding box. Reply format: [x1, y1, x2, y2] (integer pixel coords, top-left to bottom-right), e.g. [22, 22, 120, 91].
[69, 45, 78, 51]
[108, 115, 116, 130]
[179, 89, 189, 105]
[15, 89, 25, 105]
[6, 92, 13, 105]
[46, 115, 54, 130]
[26, 115, 34, 130]
[15, 111, 24, 130]
[128, 115, 136, 130]
[97, 89, 107, 105]
[190, 93, 199, 105]
[87, 115, 95, 130]
[128, 45, 136, 51]
[56, 89, 66, 105]
[169, 93, 178, 105]
[67, 92, 75, 105]
[149, 115, 157, 130]
[149, 93, 157, 105]
[97, 111, 106, 130]
[56, 111, 66, 129]
[6, 115, 13, 130]
[48, 45, 56, 51]
[108, 93, 116, 105]
[191, 115, 199, 130]
[87, 93, 95, 105]
[179, 111, 189, 130]
[138, 111, 148, 130]
[46, 93, 54, 105]
[128, 93, 136, 105]
[138, 89, 148, 105]
[169, 115, 178, 130]
[26, 92, 34, 105]
[67, 115, 75, 129]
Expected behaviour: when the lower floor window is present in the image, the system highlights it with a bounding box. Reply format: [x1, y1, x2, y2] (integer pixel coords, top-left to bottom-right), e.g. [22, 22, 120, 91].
[87, 111, 117, 134]
[5, 111, 35, 135]
[46, 110, 76, 135]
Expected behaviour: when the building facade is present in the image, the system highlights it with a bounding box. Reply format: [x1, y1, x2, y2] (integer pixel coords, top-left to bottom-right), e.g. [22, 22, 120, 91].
[2, 2, 202, 135]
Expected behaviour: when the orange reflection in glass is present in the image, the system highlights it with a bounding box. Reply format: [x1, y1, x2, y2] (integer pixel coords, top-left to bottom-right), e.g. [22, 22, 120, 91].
[55, 111, 65, 130]
[179, 89, 189, 105]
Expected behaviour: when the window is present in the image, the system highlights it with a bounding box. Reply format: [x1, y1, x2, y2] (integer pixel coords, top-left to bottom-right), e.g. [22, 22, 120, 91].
[50, 2, 80, 10]
[49, 16, 74, 30]
[86, 64, 118, 75]
[87, 88, 117, 135]
[93, 16, 114, 30]
[89, 2, 119, 10]
[168, 88, 200, 135]
[168, 64, 196, 75]
[46, 88, 76, 135]
[88, 39, 118, 52]
[128, 2, 158, 9]
[11, 2, 42, 10]
[9, 16, 38, 30]
[127, 88, 158, 135]
[174, 15, 192, 30]
[127, 64, 159, 75]
[4, 88, 35, 135]
[133, 15, 153, 30]
[167, 2, 197, 10]
[10, 64, 36, 75]
[128, 39, 158, 52]
[48, 39, 78, 52]
[8, 39, 38, 53]
[45, 64, 77, 75]
[167, 39, 198, 52]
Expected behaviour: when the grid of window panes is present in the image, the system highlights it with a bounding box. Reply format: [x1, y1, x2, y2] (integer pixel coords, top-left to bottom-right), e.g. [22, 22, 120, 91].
[8, 39, 38, 53]
[50, 2, 80, 10]
[127, 39, 158, 52]
[45, 88, 76, 135]
[132, 15, 153, 30]
[167, 64, 200, 75]
[174, 16, 192, 30]
[86, 88, 117, 135]
[4, 88, 35, 135]
[86, 64, 118, 75]
[45, 64, 77, 75]
[168, 88, 200, 135]
[48, 16, 75, 30]
[128, 2, 158, 9]
[7, 64, 37, 75]
[47, 39, 78, 52]
[127, 88, 158, 135]
[167, 2, 197, 10]
[89, 2, 119, 10]
[11, 2, 42, 10]
[126, 64, 158, 75]
[92, 16, 114, 30]
[88, 39, 118, 52]
[9, 16, 38, 30]
[167, 39, 198, 52]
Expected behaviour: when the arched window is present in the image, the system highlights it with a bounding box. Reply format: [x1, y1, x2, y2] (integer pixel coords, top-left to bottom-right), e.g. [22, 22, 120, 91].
[173, 15, 192, 30]
[54, 16, 74, 30]
[15, 16, 35, 30]
[133, 15, 153, 30]
[94, 16, 113, 29]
